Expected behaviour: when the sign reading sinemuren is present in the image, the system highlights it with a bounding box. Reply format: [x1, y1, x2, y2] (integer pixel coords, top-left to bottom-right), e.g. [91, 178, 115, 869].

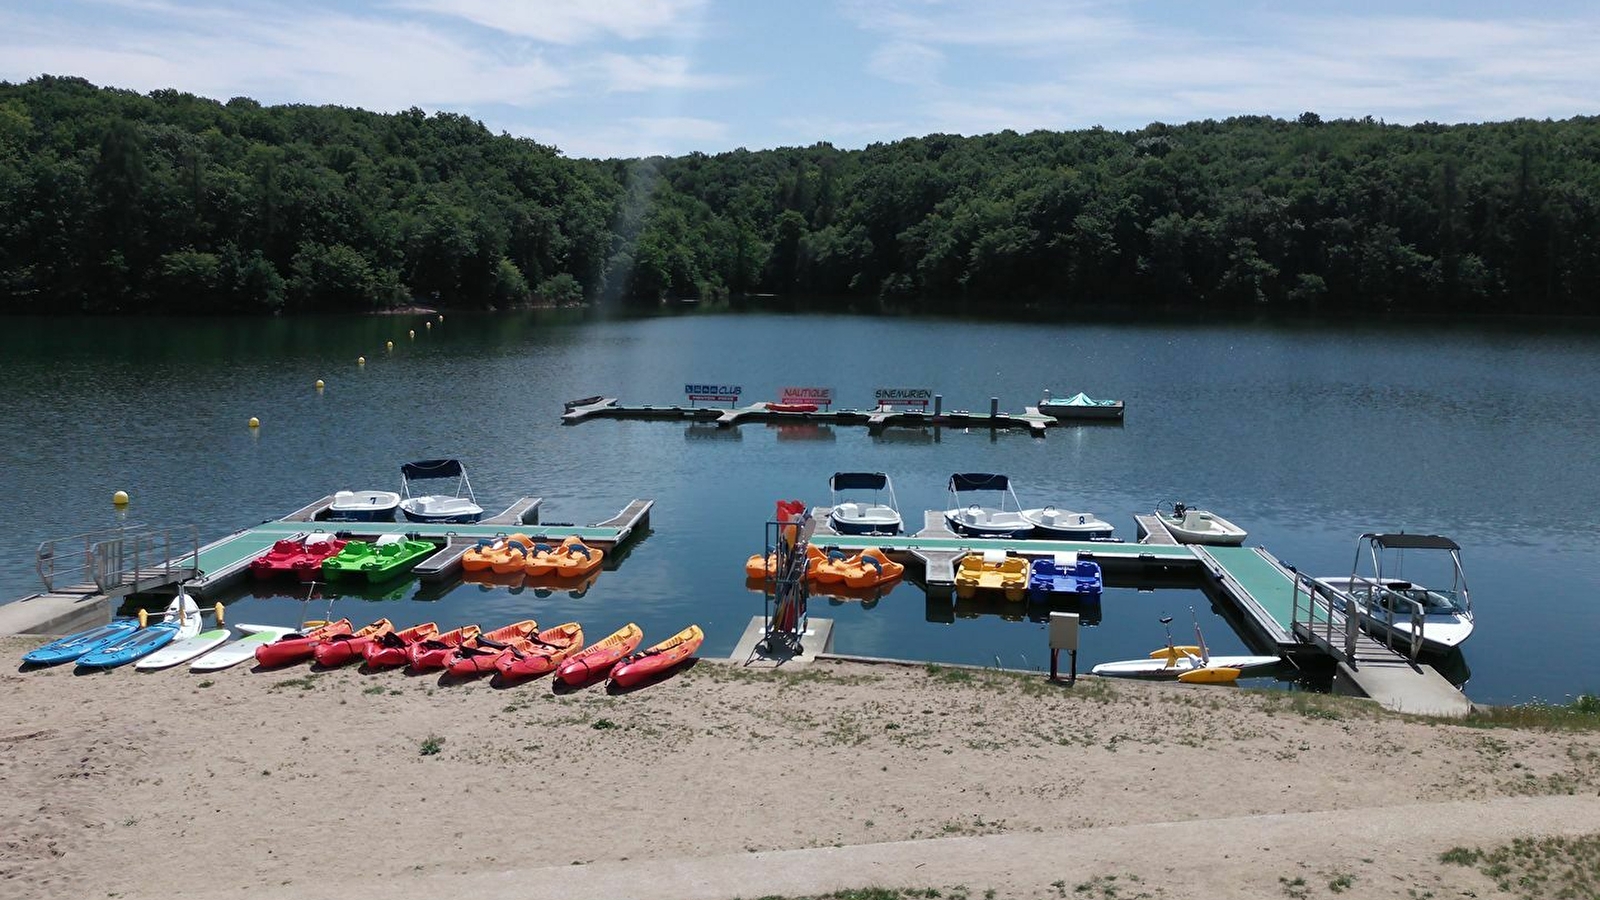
[684, 383, 742, 402]
[780, 386, 834, 407]
[874, 387, 933, 408]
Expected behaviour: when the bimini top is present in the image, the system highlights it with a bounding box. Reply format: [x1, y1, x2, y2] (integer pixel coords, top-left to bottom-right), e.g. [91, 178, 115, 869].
[949, 473, 1010, 492]
[401, 458, 466, 480]
[831, 472, 890, 491]
[1361, 533, 1460, 552]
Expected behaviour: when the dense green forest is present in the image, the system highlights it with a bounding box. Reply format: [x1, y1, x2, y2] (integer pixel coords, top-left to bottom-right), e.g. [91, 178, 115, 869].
[2, 75, 1599, 315]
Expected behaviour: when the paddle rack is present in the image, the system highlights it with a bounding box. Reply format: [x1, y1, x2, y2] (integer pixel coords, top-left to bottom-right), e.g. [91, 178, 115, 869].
[757, 503, 813, 656]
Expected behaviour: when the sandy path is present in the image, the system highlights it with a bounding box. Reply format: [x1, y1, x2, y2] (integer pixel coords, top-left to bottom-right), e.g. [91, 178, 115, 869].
[2, 640, 1597, 900]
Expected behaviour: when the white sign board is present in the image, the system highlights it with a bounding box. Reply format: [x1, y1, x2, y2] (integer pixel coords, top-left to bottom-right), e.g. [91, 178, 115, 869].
[779, 386, 833, 407]
[874, 387, 932, 408]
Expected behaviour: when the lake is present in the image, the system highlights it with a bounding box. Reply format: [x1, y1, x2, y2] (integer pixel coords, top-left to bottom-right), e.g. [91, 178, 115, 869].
[2, 309, 1597, 705]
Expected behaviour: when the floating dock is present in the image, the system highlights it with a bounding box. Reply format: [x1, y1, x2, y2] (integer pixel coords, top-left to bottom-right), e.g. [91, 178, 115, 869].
[562, 397, 1110, 437]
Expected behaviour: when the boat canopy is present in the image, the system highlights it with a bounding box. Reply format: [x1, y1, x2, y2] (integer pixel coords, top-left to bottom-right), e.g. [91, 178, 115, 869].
[831, 472, 889, 491]
[949, 473, 1010, 492]
[401, 459, 465, 480]
[1362, 533, 1460, 552]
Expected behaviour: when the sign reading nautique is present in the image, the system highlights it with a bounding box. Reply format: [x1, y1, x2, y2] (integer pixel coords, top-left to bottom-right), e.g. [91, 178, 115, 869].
[684, 383, 742, 402]
[779, 386, 834, 406]
[874, 387, 933, 408]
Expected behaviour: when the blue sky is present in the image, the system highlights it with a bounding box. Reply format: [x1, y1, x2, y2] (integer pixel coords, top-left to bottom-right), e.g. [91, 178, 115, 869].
[3, 0, 1597, 158]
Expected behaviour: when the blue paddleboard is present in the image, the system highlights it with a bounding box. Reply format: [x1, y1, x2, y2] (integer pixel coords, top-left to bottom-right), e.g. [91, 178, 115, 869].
[22, 618, 141, 666]
[76, 622, 180, 668]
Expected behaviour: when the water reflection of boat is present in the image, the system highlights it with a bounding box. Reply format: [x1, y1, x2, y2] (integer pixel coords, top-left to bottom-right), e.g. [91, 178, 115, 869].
[767, 422, 836, 442]
[685, 423, 742, 441]
[526, 570, 601, 599]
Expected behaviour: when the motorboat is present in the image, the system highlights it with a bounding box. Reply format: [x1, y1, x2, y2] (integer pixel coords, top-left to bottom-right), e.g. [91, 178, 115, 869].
[943, 473, 1034, 538]
[1026, 552, 1103, 601]
[1020, 506, 1116, 540]
[1038, 389, 1124, 421]
[954, 550, 1028, 601]
[1154, 502, 1247, 546]
[325, 489, 400, 522]
[826, 472, 903, 535]
[1314, 533, 1475, 656]
[1091, 614, 1279, 683]
[398, 458, 483, 524]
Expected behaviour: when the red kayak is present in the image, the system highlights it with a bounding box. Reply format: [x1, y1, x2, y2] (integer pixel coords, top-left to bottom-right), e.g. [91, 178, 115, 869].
[609, 624, 703, 689]
[444, 620, 538, 677]
[407, 624, 482, 671]
[254, 619, 353, 667]
[555, 622, 643, 685]
[495, 622, 584, 680]
[363, 622, 439, 669]
[312, 618, 394, 667]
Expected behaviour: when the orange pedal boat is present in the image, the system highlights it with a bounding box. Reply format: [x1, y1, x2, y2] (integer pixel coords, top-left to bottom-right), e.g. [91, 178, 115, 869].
[555, 622, 643, 685]
[495, 622, 584, 679]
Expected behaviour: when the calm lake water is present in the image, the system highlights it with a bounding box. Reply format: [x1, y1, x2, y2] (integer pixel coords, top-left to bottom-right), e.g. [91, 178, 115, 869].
[3, 309, 1598, 705]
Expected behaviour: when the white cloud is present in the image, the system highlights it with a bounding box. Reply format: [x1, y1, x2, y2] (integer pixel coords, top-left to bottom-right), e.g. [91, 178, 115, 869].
[867, 41, 943, 86]
[391, 0, 709, 44]
[590, 53, 735, 93]
[843, 0, 1133, 52]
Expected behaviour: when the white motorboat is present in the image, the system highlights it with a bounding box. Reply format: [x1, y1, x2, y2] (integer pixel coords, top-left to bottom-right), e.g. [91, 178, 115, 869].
[1021, 506, 1116, 540]
[1154, 503, 1247, 546]
[326, 489, 401, 522]
[942, 473, 1034, 538]
[827, 472, 902, 536]
[1091, 614, 1279, 682]
[1038, 389, 1124, 421]
[397, 459, 484, 524]
[1314, 533, 1475, 656]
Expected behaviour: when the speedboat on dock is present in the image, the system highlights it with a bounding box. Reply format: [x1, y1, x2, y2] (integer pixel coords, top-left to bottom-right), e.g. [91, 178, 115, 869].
[1020, 506, 1116, 540]
[398, 458, 484, 523]
[943, 473, 1034, 538]
[1039, 390, 1124, 421]
[1314, 533, 1475, 656]
[1155, 503, 1247, 546]
[326, 489, 400, 522]
[827, 472, 902, 535]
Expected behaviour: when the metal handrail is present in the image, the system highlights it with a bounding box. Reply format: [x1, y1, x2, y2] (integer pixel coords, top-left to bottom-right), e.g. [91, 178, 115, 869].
[36, 524, 148, 591]
[1371, 585, 1426, 662]
[89, 525, 201, 592]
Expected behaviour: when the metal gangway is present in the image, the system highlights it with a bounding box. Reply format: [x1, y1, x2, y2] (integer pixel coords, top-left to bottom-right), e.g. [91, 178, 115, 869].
[36, 524, 200, 596]
[1287, 567, 1426, 667]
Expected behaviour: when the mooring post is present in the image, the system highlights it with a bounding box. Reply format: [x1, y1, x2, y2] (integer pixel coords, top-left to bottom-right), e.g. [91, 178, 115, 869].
[990, 396, 999, 419]
[933, 394, 943, 417]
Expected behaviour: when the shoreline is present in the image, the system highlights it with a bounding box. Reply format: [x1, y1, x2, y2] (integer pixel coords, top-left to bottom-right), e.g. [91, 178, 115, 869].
[4, 638, 1597, 899]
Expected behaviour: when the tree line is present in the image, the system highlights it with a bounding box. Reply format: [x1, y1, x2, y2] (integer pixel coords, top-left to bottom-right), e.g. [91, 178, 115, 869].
[3, 76, 1598, 316]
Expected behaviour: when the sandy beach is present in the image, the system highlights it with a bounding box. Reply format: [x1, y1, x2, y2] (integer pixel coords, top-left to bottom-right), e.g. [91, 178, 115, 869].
[4, 636, 1598, 900]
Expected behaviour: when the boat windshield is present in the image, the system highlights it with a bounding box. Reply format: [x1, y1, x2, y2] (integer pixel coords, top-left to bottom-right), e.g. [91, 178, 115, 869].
[1354, 584, 1464, 615]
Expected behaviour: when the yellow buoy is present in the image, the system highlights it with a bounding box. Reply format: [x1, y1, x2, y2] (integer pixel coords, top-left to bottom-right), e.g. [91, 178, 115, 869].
[409, 330, 415, 339]
[249, 417, 260, 428]
[357, 356, 366, 366]
[213, 603, 226, 625]
[315, 379, 325, 390]
[112, 490, 130, 506]
[138, 609, 149, 628]
[386, 340, 394, 351]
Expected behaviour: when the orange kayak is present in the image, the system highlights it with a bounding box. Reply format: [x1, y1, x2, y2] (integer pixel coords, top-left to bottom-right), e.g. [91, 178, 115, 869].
[495, 622, 584, 679]
[445, 620, 538, 677]
[555, 622, 643, 685]
[407, 624, 482, 671]
[312, 618, 395, 667]
[254, 619, 352, 667]
[363, 622, 438, 669]
[609, 624, 703, 688]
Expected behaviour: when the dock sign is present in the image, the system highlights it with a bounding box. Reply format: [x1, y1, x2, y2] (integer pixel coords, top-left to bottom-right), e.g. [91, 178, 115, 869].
[874, 387, 932, 408]
[779, 386, 833, 408]
[685, 383, 742, 403]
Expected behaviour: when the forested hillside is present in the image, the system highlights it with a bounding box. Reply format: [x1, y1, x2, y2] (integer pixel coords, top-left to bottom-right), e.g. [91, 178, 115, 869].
[3, 76, 1598, 315]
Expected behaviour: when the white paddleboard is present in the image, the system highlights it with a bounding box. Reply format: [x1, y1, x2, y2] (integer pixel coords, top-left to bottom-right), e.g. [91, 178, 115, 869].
[136, 628, 232, 670]
[190, 626, 294, 672]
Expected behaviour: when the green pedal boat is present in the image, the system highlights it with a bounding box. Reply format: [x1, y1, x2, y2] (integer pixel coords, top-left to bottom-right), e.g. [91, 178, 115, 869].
[322, 535, 438, 582]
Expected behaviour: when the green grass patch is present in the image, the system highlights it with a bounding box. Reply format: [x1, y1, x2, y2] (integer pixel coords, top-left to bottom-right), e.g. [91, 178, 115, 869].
[418, 734, 444, 756]
[1460, 695, 1600, 732]
[1441, 833, 1600, 899]
[267, 675, 320, 692]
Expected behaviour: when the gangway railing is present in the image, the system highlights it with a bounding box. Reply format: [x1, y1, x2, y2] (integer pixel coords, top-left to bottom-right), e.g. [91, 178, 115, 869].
[1288, 567, 1424, 665]
[36, 524, 147, 591]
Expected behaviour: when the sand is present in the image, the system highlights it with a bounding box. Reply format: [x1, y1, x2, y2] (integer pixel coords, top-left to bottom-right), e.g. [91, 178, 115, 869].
[3, 637, 1598, 900]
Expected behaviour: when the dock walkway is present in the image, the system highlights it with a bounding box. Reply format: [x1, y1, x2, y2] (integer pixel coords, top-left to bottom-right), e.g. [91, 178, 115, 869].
[566, 398, 1081, 437]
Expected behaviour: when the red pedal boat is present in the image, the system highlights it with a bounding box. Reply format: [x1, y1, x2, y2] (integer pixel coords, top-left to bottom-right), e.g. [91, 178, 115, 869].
[250, 533, 347, 582]
[407, 624, 482, 671]
[253, 619, 352, 667]
[495, 622, 584, 680]
[555, 622, 642, 685]
[312, 618, 395, 667]
[609, 624, 703, 689]
[444, 620, 538, 677]
[363, 622, 439, 669]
